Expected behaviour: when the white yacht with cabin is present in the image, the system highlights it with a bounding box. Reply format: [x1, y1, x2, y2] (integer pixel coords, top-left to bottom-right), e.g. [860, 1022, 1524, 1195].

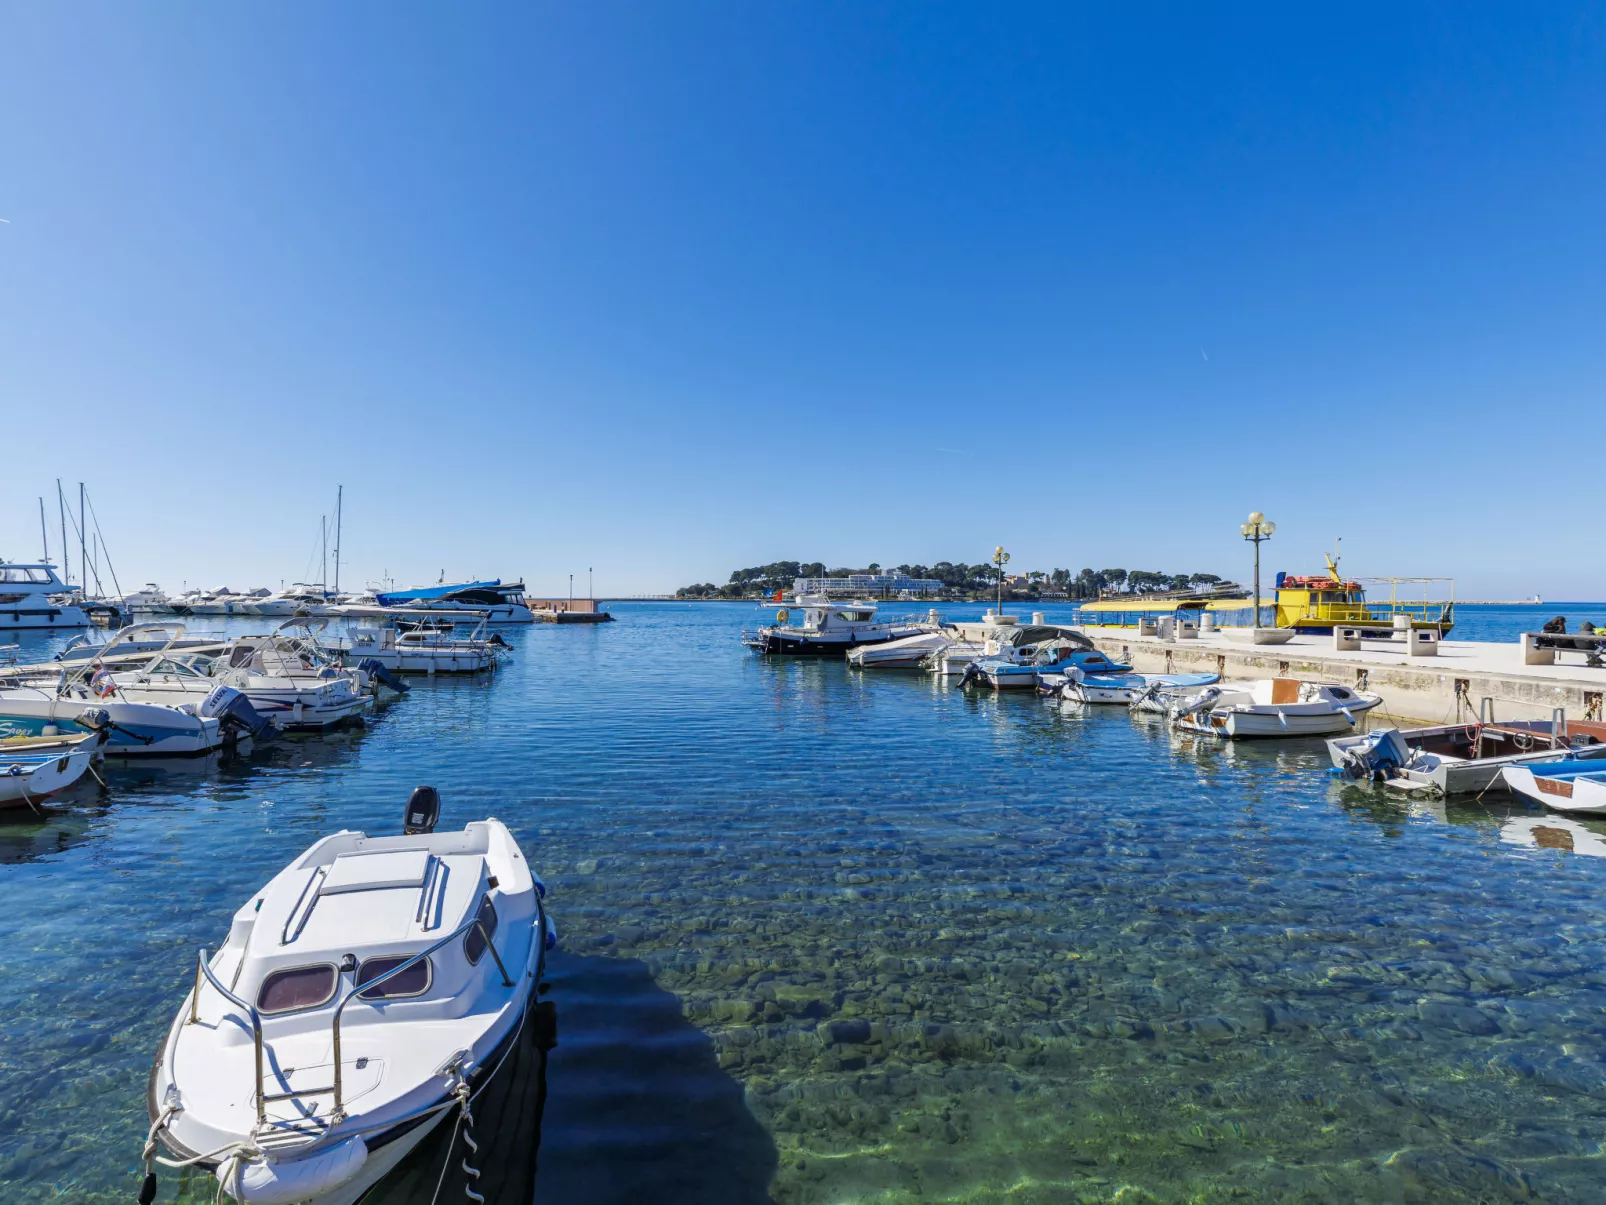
[140, 789, 556, 1205]
[0, 560, 90, 631]
[742, 597, 929, 656]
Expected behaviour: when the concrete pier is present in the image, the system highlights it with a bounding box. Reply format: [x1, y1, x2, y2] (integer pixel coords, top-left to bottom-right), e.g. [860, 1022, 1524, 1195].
[955, 621, 1606, 726]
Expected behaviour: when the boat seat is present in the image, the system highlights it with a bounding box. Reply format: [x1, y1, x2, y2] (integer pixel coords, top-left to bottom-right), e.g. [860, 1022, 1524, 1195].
[1270, 678, 1300, 705]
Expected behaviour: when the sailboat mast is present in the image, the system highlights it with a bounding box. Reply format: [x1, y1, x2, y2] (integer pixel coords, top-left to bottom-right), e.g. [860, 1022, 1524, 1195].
[321, 516, 327, 595]
[39, 498, 48, 561]
[79, 482, 86, 598]
[334, 484, 343, 595]
[56, 481, 69, 585]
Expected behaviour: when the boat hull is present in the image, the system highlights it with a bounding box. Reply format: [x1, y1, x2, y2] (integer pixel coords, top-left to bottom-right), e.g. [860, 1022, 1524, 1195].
[748, 633, 902, 656]
[1501, 767, 1606, 815]
[0, 699, 222, 756]
[0, 743, 97, 808]
[1182, 708, 1367, 738]
[0, 604, 91, 631]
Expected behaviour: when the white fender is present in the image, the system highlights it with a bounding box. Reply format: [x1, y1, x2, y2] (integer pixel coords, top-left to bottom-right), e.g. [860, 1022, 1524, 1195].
[220, 1135, 367, 1205]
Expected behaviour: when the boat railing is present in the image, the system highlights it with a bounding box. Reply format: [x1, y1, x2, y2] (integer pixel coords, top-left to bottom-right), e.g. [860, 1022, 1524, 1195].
[328, 914, 513, 1118]
[189, 913, 516, 1128]
[189, 951, 268, 1127]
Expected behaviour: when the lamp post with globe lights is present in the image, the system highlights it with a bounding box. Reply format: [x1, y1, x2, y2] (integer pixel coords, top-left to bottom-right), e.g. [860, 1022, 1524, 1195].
[1241, 512, 1276, 628]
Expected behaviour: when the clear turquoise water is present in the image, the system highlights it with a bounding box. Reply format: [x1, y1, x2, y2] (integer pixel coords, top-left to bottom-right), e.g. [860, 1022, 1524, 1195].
[4, 603, 1606, 1203]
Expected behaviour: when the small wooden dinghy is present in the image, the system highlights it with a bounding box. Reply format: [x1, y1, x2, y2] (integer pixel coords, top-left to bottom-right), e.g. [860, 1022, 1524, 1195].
[1502, 762, 1606, 815]
[0, 731, 106, 810]
[140, 787, 556, 1205]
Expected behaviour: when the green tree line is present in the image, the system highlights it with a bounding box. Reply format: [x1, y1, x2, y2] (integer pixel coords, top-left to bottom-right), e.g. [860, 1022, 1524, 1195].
[676, 561, 1230, 600]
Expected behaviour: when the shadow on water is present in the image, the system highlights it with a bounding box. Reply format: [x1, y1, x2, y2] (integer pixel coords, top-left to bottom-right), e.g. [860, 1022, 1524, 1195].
[535, 953, 776, 1205]
[366, 953, 775, 1205]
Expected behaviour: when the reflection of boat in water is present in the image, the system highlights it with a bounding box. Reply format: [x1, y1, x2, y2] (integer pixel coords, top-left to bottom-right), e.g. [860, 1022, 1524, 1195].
[0, 809, 97, 864]
[144, 789, 556, 1205]
[1500, 815, 1606, 857]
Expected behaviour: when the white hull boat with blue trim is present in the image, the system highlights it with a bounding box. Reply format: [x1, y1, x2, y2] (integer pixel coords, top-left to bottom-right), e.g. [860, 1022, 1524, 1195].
[141, 789, 557, 1205]
[966, 642, 1119, 690]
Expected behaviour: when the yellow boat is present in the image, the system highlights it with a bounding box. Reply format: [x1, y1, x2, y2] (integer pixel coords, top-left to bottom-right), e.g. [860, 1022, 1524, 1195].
[1074, 556, 1454, 635]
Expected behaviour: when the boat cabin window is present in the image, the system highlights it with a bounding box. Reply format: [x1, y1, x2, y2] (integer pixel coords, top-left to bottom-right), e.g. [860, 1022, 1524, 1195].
[464, 894, 500, 965]
[839, 611, 874, 623]
[229, 646, 257, 669]
[1329, 687, 1352, 699]
[0, 567, 51, 584]
[150, 658, 204, 677]
[356, 955, 433, 1000]
[257, 964, 339, 1015]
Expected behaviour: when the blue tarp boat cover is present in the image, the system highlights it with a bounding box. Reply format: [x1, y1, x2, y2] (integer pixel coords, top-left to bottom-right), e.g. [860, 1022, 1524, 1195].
[375, 580, 501, 607]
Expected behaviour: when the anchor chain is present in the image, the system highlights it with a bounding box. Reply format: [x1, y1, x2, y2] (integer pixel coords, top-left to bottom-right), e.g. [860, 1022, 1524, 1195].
[455, 1080, 485, 1203]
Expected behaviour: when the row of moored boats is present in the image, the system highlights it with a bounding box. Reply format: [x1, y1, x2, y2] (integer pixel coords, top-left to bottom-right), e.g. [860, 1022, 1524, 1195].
[0, 617, 511, 808]
[745, 597, 1606, 811]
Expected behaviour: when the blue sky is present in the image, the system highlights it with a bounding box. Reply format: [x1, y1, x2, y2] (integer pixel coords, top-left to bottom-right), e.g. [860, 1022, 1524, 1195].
[2, 3, 1601, 598]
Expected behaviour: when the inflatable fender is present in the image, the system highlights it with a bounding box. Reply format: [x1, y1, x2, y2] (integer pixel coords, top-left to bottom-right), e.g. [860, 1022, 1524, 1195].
[221, 1136, 367, 1205]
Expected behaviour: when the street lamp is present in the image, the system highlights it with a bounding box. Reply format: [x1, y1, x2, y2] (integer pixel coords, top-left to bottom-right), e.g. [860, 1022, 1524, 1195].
[992, 545, 1010, 616]
[1240, 512, 1276, 627]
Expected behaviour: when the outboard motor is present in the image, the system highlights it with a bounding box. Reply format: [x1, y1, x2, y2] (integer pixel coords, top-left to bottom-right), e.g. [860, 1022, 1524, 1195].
[199, 684, 275, 744]
[74, 707, 112, 733]
[359, 657, 410, 695]
[487, 633, 512, 650]
[1336, 727, 1412, 781]
[405, 786, 441, 834]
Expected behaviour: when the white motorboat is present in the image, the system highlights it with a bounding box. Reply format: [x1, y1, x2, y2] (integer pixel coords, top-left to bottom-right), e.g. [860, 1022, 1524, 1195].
[184, 589, 259, 617]
[374, 580, 535, 625]
[46, 623, 227, 671]
[344, 617, 509, 675]
[0, 560, 91, 631]
[743, 597, 929, 655]
[1172, 678, 1382, 738]
[966, 641, 1113, 690]
[845, 627, 952, 668]
[0, 625, 252, 755]
[0, 730, 107, 810]
[1062, 669, 1220, 705]
[246, 587, 334, 618]
[0, 682, 229, 757]
[1501, 762, 1606, 815]
[1327, 717, 1606, 795]
[119, 584, 173, 614]
[141, 789, 555, 1205]
[120, 625, 376, 731]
